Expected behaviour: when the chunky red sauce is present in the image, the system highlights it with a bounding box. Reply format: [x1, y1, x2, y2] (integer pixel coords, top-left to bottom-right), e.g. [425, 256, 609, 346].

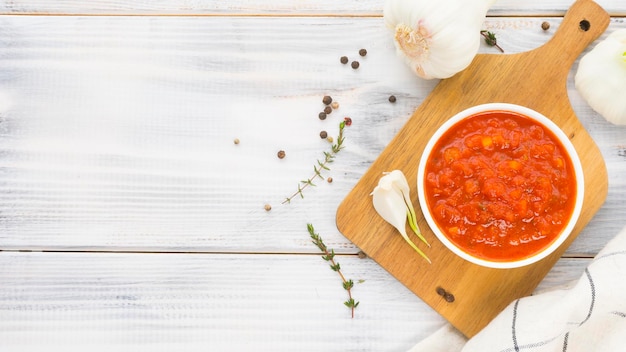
[424, 111, 577, 262]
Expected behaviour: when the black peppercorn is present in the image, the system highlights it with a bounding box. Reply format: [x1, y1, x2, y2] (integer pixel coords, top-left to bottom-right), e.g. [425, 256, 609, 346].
[340, 56, 349, 64]
[541, 21, 550, 30]
[351, 61, 359, 69]
[322, 95, 333, 105]
[444, 292, 455, 303]
[320, 131, 328, 139]
[318, 112, 327, 120]
[435, 286, 455, 302]
[388, 95, 397, 103]
[324, 106, 332, 114]
[359, 48, 367, 57]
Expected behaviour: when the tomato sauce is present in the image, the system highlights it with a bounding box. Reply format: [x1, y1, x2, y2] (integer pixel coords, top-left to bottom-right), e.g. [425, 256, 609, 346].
[423, 111, 577, 262]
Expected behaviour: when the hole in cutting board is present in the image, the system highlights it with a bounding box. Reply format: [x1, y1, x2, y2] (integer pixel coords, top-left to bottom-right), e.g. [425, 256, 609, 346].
[579, 19, 591, 31]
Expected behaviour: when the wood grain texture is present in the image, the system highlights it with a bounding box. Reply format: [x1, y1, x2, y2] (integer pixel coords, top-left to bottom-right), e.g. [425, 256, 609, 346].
[0, 15, 431, 252]
[0, 0, 625, 16]
[0, 251, 444, 351]
[0, 251, 588, 352]
[0, 0, 625, 350]
[336, 0, 611, 337]
[1, 15, 625, 255]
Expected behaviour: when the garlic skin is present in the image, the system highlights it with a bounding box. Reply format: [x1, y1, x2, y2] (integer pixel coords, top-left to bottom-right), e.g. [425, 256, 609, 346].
[371, 170, 430, 263]
[575, 29, 626, 125]
[384, 0, 497, 80]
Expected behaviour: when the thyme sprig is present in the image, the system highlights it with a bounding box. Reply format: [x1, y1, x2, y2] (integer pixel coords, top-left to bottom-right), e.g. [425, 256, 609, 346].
[480, 30, 504, 53]
[307, 223, 359, 318]
[283, 121, 346, 204]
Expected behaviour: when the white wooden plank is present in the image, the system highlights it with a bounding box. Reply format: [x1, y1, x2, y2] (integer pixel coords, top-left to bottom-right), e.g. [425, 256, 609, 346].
[0, 0, 624, 16]
[536, 257, 590, 293]
[0, 16, 625, 255]
[0, 251, 589, 351]
[492, 0, 626, 16]
[0, 4, 620, 352]
[0, 251, 444, 351]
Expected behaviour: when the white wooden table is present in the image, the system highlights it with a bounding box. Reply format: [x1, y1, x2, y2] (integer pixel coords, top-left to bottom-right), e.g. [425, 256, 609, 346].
[1, 1, 625, 351]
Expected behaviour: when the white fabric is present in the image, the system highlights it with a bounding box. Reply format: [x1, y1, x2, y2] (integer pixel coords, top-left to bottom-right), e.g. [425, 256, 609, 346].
[409, 226, 626, 352]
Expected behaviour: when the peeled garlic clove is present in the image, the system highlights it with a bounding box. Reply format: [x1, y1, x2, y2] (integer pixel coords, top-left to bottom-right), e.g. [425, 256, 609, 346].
[383, 170, 430, 247]
[575, 29, 626, 125]
[372, 171, 431, 263]
[371, 180, 411, 237]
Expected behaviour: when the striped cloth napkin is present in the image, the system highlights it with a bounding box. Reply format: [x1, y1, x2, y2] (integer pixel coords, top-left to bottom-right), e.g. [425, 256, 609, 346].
[409, 225, 626, 352]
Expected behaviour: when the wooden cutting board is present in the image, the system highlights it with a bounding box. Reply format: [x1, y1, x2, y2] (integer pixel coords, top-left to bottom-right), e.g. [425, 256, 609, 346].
[336, 0, 609, 338]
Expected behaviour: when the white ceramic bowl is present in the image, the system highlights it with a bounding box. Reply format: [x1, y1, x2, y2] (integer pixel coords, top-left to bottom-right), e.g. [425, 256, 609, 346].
[417, 103, 584, 269]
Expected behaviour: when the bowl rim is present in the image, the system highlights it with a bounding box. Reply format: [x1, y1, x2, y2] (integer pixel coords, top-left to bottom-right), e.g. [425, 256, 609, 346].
[416, 103, 585, 269]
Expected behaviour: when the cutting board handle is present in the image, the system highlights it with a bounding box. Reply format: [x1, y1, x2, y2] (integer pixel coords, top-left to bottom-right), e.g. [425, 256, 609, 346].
[538, 0, 610, 66]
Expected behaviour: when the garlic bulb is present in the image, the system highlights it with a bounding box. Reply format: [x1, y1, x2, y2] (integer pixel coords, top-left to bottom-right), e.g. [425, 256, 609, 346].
[575, 29, 626, 125]
[371, 170, 430, 263]
[383, 0, 498, 79]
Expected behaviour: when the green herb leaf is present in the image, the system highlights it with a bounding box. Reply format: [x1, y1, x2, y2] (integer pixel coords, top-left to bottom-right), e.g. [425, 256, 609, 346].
[480, 30, 504, 53]
[282, 121, 347, 204]
[307, 223, 359, 318]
